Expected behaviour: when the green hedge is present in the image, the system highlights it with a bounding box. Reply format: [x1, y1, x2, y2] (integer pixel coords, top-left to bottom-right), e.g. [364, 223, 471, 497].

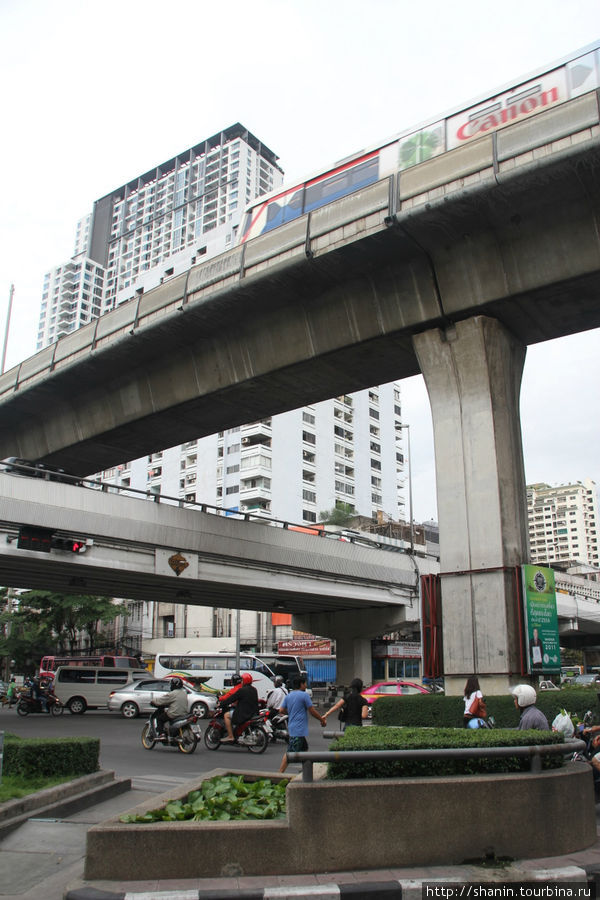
[371, 687, 598, 728]
[3, 736, 100, 778]
[326, 726, 566, 780]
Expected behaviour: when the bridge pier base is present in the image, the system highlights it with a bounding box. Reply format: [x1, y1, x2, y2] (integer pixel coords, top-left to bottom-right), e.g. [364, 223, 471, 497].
[294, 604, 415, 689]
[413, 316, 530, 697]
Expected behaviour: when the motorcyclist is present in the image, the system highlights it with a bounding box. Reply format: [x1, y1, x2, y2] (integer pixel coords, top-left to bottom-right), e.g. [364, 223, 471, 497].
[222, 672, 259, 742]
[151, 676, 188, 734]
[218, 673, 243, 708]
[510, 684, 549, 730]
[266, 676, 288, 721]
[32, 675, 48, 712]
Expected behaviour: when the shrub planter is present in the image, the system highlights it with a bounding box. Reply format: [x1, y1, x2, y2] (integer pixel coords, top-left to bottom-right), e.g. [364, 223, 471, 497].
[84, 762, 596, 880]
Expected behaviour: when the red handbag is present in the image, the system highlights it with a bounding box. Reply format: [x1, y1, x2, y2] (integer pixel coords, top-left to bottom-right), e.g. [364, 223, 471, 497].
[469, 695, 487, 718]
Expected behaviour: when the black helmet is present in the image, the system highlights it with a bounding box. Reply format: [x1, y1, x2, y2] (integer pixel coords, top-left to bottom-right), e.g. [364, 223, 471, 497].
[231, 674, 242, 685]
[170, 677, 183, 690]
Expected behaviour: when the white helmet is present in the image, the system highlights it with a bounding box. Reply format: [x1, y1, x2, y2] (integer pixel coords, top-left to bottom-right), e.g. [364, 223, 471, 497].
[511, 684, 537, 707]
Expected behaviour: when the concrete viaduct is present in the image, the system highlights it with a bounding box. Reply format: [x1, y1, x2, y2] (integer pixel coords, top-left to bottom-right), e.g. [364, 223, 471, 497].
[0, 90, 599, 693]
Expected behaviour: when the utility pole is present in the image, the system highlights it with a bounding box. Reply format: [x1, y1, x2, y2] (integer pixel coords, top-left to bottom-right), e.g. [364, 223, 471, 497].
[1, 283, 14, 375]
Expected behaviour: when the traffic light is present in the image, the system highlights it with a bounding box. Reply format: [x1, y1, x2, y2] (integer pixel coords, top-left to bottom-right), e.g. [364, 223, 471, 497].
[51, 537, 87, 553]
[16, 526, 53, 552]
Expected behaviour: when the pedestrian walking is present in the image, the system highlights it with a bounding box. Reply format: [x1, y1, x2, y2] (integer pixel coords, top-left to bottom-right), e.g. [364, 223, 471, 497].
[279, 675, 325, 773]
[323, 677, 369, 728]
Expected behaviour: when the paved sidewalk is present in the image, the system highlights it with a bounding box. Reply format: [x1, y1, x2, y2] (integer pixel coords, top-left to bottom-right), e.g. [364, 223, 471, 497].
[1, 779, 600, 899]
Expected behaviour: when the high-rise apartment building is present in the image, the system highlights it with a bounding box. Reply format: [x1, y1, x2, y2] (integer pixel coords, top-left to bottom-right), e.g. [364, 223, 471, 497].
[87, 124, 282, 311]
[38, 125, 281, 349]
[526, 478, 599, 568]
[37, 216, 105, 349]
[37, 123, 409, 659]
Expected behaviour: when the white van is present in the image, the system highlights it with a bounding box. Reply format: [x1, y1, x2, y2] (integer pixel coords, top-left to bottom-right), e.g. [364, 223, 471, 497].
[53, 665, 147, 714]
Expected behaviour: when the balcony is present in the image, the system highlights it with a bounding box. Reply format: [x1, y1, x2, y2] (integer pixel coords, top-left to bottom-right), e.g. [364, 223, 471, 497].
[241, 420, 272, 448]
[240, 452, 272, 477]
[240, 477, 271, 505]
[240, 501, 272, 518]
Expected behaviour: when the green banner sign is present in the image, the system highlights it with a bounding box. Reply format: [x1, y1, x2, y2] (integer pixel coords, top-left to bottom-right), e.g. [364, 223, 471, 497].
[521, 565, 561, 674]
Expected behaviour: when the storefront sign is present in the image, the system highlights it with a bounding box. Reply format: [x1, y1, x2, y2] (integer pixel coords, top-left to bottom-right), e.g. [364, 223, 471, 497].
[372, 641, 421, 659]
[278, 638, 332, 656]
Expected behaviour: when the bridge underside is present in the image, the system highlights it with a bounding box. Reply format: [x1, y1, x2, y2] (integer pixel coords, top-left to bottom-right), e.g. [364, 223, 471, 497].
[0, 129, 599, 475]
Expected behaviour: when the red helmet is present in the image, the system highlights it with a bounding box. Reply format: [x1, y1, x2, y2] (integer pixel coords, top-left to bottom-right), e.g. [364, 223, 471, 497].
[241, 672, 253, 685]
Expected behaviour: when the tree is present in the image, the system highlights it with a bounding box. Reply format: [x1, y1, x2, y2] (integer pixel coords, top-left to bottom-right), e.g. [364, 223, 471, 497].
[0, 589, 122, 672]
[319, 503, 356, 527]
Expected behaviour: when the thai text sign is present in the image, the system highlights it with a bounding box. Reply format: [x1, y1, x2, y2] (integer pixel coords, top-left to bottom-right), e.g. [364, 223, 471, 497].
[521, 564, 560, 674]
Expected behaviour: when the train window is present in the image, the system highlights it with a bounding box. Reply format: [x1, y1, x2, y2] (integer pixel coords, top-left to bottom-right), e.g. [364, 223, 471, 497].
[304, 156, 380, 213]
[239, 211, 253, 241]
[281, 188, 304, 224]
[266, 202, 283, 225]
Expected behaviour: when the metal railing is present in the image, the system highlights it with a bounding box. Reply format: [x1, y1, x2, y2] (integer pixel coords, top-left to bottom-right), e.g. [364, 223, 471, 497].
[0, 462, 414, 554]
[287, 738, 586, 782]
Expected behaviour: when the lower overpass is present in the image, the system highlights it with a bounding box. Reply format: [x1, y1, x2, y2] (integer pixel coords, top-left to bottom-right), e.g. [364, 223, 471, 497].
[0, 472, 435, 632]
[1, 473, 599, 669]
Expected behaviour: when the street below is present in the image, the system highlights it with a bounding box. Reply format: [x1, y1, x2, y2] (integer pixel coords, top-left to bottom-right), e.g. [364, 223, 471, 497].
[0, 706, 328, 788]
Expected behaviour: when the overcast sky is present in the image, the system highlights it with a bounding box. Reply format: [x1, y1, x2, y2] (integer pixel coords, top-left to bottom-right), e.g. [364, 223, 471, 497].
[0, 0, 598, 522]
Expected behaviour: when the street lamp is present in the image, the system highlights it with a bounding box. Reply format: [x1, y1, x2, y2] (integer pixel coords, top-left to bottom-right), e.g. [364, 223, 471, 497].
[396, 424, 414, 555]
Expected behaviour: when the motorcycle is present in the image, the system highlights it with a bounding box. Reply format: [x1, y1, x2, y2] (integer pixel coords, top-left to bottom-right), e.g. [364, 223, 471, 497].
[16, 690, 63, 716]
[265, 709, 289, 743]
[203, 704, 269, 754]
[466, 715, 495, 729]
[141, 709, 200, 754]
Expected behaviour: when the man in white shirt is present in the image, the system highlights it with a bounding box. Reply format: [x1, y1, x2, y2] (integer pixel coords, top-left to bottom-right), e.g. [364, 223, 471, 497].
[266, 676, 288, 711]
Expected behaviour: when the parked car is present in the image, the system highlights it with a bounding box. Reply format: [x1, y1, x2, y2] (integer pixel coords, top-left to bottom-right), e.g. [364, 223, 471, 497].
[573, 674, 600, 687]
[107, 678, 218, 719]
[361, 680, 430, 709]
[538, 680, 560, 691]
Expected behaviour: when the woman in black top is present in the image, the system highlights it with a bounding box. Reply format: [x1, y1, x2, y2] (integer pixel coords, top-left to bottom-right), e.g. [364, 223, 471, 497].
[323, 677, 369, 728]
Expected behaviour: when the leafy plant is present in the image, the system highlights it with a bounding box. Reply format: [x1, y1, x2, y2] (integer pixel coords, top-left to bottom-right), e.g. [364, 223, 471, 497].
[119, 775, 289, 824]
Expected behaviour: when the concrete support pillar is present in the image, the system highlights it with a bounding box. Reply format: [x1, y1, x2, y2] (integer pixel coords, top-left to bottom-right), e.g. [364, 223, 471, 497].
[294, 603, 416, 688]
[413, 316, 529, 697]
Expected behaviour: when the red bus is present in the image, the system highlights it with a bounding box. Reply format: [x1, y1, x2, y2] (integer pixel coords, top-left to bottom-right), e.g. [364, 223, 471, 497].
[40, 654, 146, 679]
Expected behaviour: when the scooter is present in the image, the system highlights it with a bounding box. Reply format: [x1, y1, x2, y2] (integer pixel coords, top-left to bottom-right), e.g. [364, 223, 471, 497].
[265, 709, 289, 743]
[466, 715, 495, 729]
[141, 709, 201, 754]
[203, 704, 269, 754]
[16, 690, 63, 716]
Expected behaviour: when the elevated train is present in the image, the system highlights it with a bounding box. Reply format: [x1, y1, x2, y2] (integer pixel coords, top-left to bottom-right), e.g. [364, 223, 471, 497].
[238, 42, 599, 244]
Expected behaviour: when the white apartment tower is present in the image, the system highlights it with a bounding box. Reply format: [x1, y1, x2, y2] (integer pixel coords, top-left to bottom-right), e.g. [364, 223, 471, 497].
[37, 215, 105, 349]
[37, 124, 408, 654]
[527, 478, 599, 568]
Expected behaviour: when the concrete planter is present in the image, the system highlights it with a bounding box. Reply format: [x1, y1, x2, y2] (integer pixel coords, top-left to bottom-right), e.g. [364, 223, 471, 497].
[84, 763, 596, 880]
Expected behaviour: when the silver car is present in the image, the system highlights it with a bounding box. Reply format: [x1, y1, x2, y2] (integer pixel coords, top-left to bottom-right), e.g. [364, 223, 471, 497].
[107, 678, 217, 719]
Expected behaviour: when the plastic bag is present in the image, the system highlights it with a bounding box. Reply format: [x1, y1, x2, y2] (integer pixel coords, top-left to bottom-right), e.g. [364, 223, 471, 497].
[552, 710, 574, 738]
